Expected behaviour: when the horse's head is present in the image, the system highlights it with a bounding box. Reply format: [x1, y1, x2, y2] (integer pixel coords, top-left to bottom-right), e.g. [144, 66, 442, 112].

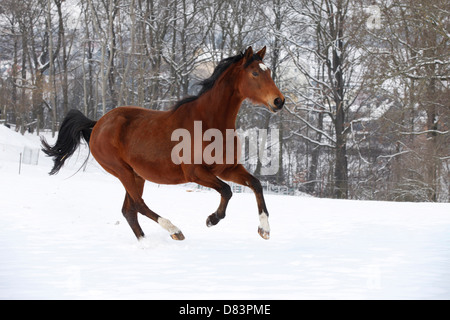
[237, 46, 285, 113]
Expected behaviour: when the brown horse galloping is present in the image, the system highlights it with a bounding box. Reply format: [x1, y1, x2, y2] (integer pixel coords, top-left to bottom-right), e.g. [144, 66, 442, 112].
[42, 46, 285, 241]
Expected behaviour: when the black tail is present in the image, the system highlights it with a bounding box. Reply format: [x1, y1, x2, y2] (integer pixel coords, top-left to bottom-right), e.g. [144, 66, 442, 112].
[41, 109, 97, 175]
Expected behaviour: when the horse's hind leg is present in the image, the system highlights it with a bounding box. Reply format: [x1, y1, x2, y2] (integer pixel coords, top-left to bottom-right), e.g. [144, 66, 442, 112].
[122, 192, 144, 239]
[136, 198, 185, 241]
[121, 173, 146, 238]
[119, 168, 185, 241]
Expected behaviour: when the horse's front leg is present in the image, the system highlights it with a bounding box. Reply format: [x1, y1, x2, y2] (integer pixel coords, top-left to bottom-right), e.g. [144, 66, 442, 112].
[220, 165, 270, 240]
[183, 165, 233, 227]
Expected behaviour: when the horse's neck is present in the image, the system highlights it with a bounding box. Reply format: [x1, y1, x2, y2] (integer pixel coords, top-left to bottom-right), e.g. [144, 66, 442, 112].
[196, 77, 243, 130]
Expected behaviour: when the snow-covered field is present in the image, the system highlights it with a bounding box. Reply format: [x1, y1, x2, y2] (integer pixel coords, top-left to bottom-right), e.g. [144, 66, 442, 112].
[1, 125, 449, 300]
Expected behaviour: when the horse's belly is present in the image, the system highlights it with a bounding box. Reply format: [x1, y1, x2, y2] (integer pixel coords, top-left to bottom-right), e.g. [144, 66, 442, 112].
[132, 159, 186, 185]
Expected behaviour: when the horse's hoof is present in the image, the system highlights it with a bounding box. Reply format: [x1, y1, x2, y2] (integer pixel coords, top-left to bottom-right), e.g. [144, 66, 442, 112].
[206, 213, 220, 227]
[171, 231, 185, 241]
[258, 227, 270, 240]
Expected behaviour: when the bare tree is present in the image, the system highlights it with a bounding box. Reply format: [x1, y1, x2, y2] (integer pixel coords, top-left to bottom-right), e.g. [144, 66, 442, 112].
[363, 0, 449, 201]
[280, 0, 370, 198]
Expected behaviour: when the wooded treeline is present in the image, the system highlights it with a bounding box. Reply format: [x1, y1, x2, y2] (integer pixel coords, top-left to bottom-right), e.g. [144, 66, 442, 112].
[0, 0, 448, 202]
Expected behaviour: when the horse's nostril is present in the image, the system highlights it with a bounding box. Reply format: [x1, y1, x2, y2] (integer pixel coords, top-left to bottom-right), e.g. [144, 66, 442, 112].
[274, 97, 284, 109]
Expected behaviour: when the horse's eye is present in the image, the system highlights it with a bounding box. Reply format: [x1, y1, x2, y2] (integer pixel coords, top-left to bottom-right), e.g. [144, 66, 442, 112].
[252, 71, 259, 77]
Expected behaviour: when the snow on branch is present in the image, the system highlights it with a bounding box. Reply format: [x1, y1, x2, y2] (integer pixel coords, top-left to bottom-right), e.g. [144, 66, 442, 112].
[400, 130, 449, 136]
[291, 131, 335, 148]
[285, 105, 336, 144]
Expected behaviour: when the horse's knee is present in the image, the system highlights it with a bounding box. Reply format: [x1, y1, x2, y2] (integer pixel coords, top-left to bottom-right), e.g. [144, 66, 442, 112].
[122, 194, 137, 217]
[221, 183, 233, 200]
[122, 205, 137, 220]
[249, 176, 263, 194]
[122, 199, 130, 216]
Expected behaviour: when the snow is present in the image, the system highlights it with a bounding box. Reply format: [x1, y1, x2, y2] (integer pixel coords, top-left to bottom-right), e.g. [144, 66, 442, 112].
[1, 125, 450, 300]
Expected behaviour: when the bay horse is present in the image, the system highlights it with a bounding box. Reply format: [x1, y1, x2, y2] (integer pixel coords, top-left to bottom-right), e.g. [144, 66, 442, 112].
[41, 46, 285, 241]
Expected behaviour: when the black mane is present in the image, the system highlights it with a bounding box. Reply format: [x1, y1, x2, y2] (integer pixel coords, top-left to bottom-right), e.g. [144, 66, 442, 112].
[171, 51, 262, 111]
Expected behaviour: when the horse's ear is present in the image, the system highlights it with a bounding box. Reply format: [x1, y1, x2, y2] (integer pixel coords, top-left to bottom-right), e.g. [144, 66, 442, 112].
[256, 46, 266, 60]
[243, 46, 253, 61]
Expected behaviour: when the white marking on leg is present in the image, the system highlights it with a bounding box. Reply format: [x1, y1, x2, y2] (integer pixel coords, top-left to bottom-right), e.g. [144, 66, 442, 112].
[259, 212, 270, 233]
[158, 217, 181, 235]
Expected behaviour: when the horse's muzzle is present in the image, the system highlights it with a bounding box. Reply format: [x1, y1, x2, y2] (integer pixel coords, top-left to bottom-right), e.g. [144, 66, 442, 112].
[273, 97, 285, 111]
